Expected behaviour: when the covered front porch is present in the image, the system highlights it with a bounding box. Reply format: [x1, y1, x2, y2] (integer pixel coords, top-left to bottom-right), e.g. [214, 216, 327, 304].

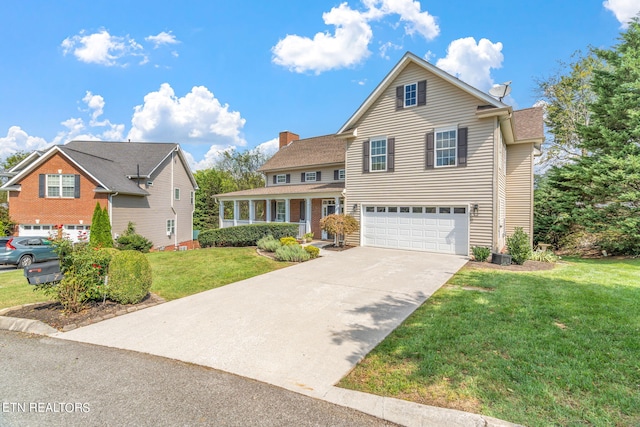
[215, 183, 345, 239]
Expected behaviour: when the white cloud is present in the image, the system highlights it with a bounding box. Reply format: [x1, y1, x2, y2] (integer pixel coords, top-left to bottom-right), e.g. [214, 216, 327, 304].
[379, 41, 402, 59]
[146, 31, 179, 48]
[61, 30, 144, 66]
[603, 0, 640, 27]
[272, 0, 440, 74]
[82, 91, 105, 123]
[254, 138, 279, 157]
[436, 37, 504, 92]
[272, 3, 373, 74]
[0, 126, 51, 160]
[127, 83, 247, 147]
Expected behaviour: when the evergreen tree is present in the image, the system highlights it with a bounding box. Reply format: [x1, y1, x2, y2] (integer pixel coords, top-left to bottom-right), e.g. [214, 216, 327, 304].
[89, 202, 104, 247]
[101, 206, 113, 247]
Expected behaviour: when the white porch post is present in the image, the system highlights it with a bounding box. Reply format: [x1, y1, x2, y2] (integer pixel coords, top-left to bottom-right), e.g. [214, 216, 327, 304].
[249, 200, 255, 224]
[285, 198, 290, 223]
[305, 198, 312, 234]
[335, 196, 341, 214]
[233, 200, 238, 226]
[218, 200, 224, 228]
[266, 199, 271, 223]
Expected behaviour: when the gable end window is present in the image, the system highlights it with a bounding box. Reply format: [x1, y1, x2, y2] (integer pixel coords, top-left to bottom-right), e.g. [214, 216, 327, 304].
[370, 138, 387, 172]
[301, 171, 321, 182]
[175, 188, 181, 200]
[396, 80, 427, 110]
[41, 174, 80, 198]
[426, 127, 468, 169]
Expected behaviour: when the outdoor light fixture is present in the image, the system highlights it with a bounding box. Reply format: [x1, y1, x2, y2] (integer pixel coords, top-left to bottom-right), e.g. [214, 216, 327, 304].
[353, 203, 358, 210]
[473, 203, 479, 216]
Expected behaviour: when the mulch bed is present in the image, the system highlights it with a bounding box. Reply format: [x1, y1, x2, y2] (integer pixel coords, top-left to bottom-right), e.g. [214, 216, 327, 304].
[321, 244, 355, 252]
[463, 260, 556, 271]
[3, 293, 165, 332]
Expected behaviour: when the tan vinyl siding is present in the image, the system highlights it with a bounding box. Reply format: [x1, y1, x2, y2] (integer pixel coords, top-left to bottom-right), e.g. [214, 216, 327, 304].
[112, 152, 195, 248]
[266, 165, 345, 187]
[505, 143, 534, 242]
[345, 62, 496, 251]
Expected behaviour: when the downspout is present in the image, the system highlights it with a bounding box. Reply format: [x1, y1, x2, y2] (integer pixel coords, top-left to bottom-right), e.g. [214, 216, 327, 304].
[108, 192, 119, 240]
[171, 149, 177, 248]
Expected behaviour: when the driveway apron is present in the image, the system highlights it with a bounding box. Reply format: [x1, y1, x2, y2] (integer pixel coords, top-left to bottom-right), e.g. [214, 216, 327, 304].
[54, 247, 467, 398]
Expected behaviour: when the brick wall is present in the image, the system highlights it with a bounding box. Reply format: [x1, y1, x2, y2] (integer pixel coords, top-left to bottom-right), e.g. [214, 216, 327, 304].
[8, 152, 108, 226]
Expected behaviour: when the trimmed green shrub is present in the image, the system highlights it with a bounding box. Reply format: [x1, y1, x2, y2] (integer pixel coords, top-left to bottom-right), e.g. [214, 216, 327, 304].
[279, 236, 298, 246]
[115, 222, 153, 252]
[529, 249, 559, 263]
[198, 223, 299, 248]
[275, 244, 310, 262]
[471, 246, 491, 262]
[304, 245, 320, 259]
[507, 227, 532, 265]
[257, 235, 281, 252]
[107, 250, 152, 304]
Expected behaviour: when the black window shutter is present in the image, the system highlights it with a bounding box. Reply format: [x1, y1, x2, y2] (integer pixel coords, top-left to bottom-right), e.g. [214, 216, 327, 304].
[457, 127, 468, 167]
[38, 174, 45, 198]
[273, 175, 277, 184]
[300, 201, 305, 221]
[396, 86, 404, 110]
[301, 173, 306, 183]
[417, 80, 427, 106]
[363, 140, 370, 173]
[426, 132, 435, 169]
[271, 200, 276, 220]
[334, 169, 339, 180]
[74, 174, 81, 198]
[285, 174, 290, 183]
[387, 138, 395, 172]
[316, 171, 321, 181]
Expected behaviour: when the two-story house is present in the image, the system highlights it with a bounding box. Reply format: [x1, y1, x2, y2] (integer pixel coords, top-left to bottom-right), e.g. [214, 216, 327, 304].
[1, 141, 198, 250]
[218, 52, 544, 256]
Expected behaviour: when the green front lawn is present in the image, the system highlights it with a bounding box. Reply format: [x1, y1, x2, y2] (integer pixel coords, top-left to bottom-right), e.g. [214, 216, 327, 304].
[339, 258, 640, 426]
[0, 247, 289, 309]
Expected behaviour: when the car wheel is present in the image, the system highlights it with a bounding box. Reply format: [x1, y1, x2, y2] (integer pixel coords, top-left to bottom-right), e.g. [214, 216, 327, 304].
[18, 255, 33, 268]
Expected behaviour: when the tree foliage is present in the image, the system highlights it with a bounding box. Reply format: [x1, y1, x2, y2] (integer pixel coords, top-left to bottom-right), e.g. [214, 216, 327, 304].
[535, 20, 640, 255]
[319, 214, 359, 247]
[89, 202, 113, 248]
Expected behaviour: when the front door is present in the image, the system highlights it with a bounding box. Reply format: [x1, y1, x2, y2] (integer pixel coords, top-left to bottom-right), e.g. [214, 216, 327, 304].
[321, 200, 336, 240]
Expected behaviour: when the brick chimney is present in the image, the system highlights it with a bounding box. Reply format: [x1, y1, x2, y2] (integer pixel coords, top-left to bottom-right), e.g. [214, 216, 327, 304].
[279, 131, 299, 149]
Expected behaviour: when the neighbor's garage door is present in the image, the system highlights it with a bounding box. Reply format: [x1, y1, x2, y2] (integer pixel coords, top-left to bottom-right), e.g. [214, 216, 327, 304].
[362, 205, 469, 255]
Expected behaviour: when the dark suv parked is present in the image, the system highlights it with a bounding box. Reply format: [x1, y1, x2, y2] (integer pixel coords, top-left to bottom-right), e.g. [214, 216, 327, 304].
[0, 237, 58, 268]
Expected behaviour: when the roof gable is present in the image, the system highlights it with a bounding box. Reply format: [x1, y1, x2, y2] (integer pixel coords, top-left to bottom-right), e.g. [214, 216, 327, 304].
[337, 51, 508, 135]
[259, 134, 345, 172]
[513, 107, 544, 141]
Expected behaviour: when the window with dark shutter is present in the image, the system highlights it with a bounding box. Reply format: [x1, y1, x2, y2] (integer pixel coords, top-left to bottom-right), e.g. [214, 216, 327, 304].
[300, 201, 305, 221]
[396, 86, 404, 110]
[38, 174, 45, 198]
[426, 132, 435, 169]
[363, 140, 370, 173]
[74, 174, 81, 198]
[457, 127, 468, 167]
[387, 138, 395, 172]
[273, 175, 277, 184]
[301, 173, 306, 182]
[285, 174, 290, 183]
[417, 80, 427, 106]
[334, 169, 339, 180]
[316, 171, 321, 181]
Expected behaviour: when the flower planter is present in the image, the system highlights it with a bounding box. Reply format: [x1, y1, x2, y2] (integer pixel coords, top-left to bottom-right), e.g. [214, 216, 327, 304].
[491, 253, 512, 266]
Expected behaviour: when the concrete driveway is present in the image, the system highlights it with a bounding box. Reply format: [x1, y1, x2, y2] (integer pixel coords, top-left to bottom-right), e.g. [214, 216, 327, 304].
[55, 247, 467, 399]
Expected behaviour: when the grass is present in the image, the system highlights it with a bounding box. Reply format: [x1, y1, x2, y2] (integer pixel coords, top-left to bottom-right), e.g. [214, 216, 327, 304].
[0, 247, 290, 308]
[338, 258, 640, 426]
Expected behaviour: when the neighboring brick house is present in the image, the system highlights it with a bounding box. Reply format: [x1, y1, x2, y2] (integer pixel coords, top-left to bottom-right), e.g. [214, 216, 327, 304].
[1, 141, 198, 250]
[216, 52, 544, 256]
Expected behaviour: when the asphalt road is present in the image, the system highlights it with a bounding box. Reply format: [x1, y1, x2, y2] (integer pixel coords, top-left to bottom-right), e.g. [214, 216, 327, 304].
[0, 331, 396, 427]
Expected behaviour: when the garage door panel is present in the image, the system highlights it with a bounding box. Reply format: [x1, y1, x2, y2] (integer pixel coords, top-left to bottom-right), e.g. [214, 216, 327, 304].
[363, 205, 468, 255]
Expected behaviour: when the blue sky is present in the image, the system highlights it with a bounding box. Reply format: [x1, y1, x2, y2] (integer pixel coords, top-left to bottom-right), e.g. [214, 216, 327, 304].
[1, 0, 638, 169]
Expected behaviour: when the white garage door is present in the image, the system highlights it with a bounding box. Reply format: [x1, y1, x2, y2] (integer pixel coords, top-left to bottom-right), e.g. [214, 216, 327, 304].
[362, 205, 469, 255]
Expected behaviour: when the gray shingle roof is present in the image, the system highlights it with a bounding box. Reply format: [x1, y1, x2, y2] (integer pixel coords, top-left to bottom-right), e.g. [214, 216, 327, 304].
[258, 134, 345, 172]
[60, 141, 179, 195]
[513, 107, 544, 141]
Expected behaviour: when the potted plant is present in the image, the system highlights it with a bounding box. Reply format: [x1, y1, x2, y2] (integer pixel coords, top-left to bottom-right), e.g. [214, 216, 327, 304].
[303, 232, 314, 243]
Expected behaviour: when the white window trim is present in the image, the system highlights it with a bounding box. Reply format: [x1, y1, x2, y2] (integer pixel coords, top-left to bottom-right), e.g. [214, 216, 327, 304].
[276, 174, 286, 184]
[435, 126, 458, 168]
[175, 188, 181, 200]
[338, 169, 345, 180]
[275, 201, 286, 222]
[404, 82, 417, 108]
[304, 171, 317, 182]
[370, 137, 387, 172]
[46, 173, 75, 198]
[166, 219, 175, 235]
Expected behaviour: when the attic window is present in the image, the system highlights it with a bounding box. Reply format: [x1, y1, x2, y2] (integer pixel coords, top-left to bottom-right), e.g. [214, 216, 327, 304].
[405, 83, 417, 107]
[44, 174, 79, 198]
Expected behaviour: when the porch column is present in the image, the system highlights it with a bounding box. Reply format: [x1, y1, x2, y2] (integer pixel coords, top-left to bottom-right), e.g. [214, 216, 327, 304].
[335, 196, 341, 214]
[285, 198, 290, 223]
[266, 199, 271, 223]
[233, 200, 238, 226]
[249, 200, 255, 224]
[305, 198, 312, 234]
[218, 200, 224, 228]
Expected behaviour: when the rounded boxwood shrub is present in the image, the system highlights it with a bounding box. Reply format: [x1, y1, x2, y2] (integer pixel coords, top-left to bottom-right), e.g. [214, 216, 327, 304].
[304, 245, 320, 259]
[107, 250, 152, 304]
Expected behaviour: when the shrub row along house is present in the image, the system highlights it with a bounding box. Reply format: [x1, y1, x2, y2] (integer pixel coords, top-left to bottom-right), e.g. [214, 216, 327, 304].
[0, 141, 197, 250]
[216, 52, 544, 256]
